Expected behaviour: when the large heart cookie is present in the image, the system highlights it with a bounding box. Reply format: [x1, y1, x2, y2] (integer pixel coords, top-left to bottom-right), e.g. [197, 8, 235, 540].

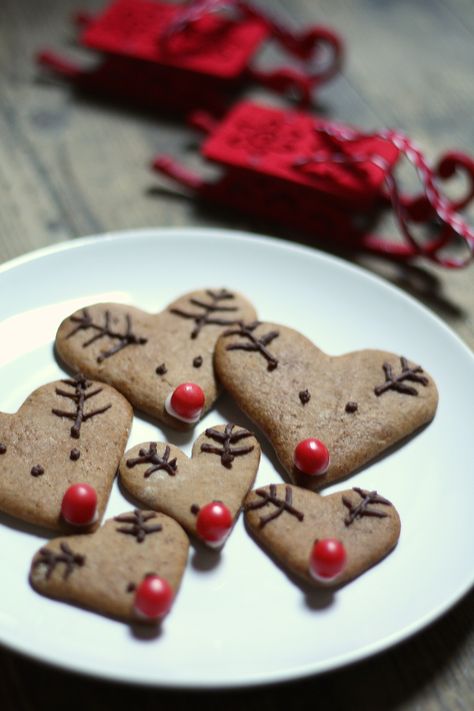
[244, 484, 401, 586]
[215, 322, 438, 489]
[119, 423, 261, 547]
[30, 510, 189, 623]
[55, 289, 257, 429]
[0, 375, 132, 530]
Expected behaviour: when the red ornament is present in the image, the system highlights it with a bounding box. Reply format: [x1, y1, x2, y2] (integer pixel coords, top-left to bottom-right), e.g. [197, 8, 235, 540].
[61, 483, 98, 526]
[152, 100, 474, 268]
[133, 575, 174, 619]
[37, 0, 344, 115]
[196, 501, 233, 546]
[294, 438, 330, 476]
[309, 538, 346, 582]
[166, 382, 205, 422]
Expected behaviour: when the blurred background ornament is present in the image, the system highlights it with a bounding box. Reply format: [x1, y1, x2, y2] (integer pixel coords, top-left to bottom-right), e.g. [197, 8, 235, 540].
[152, 101, 474, 268]
[37, 0, 344, 116]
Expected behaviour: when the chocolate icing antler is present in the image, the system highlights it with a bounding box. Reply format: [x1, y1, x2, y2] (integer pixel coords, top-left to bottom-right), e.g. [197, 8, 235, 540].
[33, 542, 85, 580]
[342, 487, 392, 526]
[66, 308, 147, 362]
[115, 510, 163, 543]
[52, 373, 111, 439]
[126, 443, 178, 477]
[170, 289, 240, 339]
[200, 423, 254, 468]
[224, 321, 279, 371]
[374, 356, 429, 396]
[245, 484, 304, 528]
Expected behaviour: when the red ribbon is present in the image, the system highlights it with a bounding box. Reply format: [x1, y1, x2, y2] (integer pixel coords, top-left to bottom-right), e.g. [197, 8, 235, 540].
[161, 0, 344, 101]
[295, 123, 474, 268]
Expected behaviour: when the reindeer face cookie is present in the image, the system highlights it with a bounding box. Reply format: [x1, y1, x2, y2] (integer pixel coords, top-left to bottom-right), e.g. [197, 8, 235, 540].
[55, 289, 257, 429]
[215, 322, 438, 489]
[30, 511, 189, 623]
[0, 375, 133, 530]
[119, 424, 260, 547]
[244, 484, 401, 586]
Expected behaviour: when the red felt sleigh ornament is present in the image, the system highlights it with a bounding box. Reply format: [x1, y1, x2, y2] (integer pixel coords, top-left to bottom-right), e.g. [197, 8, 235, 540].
[152, 101, 474, 268]
[37, 0, 344, 115]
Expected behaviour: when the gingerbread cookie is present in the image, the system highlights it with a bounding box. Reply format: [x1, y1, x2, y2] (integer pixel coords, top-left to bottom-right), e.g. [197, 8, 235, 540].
[30, 510, 189, 622]
[119, 424, 260, 547]
[0, 374, 132, 530]
[244, 484, 401, 586]
[55, 289, 257, 428]
[215, 322, 438, 489]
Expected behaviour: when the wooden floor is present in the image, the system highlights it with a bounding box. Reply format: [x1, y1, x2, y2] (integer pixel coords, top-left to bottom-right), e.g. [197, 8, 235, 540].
[1, 1, 473, 709]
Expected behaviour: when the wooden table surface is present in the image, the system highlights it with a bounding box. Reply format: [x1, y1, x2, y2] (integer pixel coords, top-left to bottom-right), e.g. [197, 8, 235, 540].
[1, 1, 473, 708]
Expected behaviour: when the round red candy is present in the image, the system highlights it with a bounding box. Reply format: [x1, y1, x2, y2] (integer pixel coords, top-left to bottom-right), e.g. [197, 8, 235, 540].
[309, 538, 347, 582]
[170, 382, 205, 421]
[293, 438, 330, 476]
[134, 575, 174, 620]
[61, 483, 97, 526]
[196, 501, 233, 546]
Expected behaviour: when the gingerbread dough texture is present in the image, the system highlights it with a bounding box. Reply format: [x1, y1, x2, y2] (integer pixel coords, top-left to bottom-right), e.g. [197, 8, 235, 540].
[245, 484, 401, 586]
[0, 375, 132, 530]
[55, 289, 257, 429]
[119, 423, 260, 546]
[214, 322, 438, 489]
[30, 510, 189, 622]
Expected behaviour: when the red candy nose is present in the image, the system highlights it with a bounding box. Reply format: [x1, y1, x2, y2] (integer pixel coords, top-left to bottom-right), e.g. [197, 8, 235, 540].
[133, 575, 174, 620]
[167, 382, 205, 422]
[294, 438, 330, 475]
[61, 483, 98, 526]
[196, 501, 233, 547]
[309, 538, 347, 582]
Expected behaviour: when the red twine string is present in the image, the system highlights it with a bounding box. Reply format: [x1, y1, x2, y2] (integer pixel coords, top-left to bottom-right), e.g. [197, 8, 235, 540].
[161, 0, 343, 93]
[296, 123, 474, 268]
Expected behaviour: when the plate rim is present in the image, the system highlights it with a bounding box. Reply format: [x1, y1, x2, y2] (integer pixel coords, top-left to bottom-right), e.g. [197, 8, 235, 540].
[0, 226, 473, 689]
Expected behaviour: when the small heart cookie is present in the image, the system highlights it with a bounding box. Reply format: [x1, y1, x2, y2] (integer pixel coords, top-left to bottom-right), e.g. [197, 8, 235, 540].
[215, 322, 438, 488]
[55, 289, 257, 428]
[244, 484, 401, 586]
[119, 424, 261, 547]
[0, 374, 132, 530]
[30, 510, 189, 623]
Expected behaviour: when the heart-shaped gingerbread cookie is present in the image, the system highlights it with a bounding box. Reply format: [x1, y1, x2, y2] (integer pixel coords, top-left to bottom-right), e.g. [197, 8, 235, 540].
[215, 322, 438, 489]
[0, 374, 132, 530]
[30, 510, 189, 623]
[55, 289, 257, 429]
[244, 484, 400, 586]
[119, 424, 261, 547]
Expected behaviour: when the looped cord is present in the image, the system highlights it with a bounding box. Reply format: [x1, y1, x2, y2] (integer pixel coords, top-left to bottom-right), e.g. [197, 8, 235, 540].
[295, 123, 474, 268]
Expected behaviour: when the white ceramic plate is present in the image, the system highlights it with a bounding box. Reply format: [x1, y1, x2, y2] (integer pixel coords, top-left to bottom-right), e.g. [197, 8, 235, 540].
[0, 228, 473, 688]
